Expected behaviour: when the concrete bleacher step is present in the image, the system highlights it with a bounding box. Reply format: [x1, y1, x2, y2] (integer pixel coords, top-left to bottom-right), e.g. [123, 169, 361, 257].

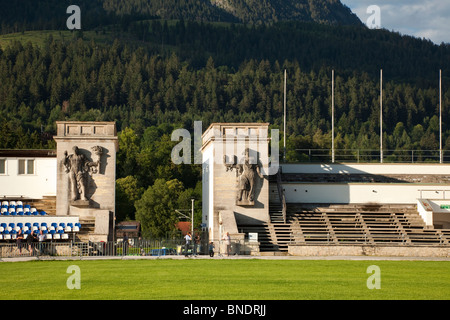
[241, 203, 450, 253]
[74, 217, 95, 242]
[29, 196, 57, 215]
[238, 224, 276, 252]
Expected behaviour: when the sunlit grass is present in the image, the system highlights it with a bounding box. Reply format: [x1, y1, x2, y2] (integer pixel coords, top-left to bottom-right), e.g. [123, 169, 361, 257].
[0, 259, 448, 300]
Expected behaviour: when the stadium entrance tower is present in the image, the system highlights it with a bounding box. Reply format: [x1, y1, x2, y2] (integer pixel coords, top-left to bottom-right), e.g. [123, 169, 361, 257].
[54, 121, 118, 241]
[201, 123, 276, 249]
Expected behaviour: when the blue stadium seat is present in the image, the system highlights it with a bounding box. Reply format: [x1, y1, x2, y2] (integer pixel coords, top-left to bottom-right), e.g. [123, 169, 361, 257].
[40, 211, 46, 216]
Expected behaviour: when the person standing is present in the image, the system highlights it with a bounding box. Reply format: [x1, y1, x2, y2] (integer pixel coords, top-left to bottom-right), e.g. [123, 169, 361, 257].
[16, 229, 24, 255]
[209, 241, 215, 257]
[38, 230, 46, 255]
[223, 232, 231, 256]
[27, 230, 36, 256]
[122, 233, 129, 256]
[184, 232, 192, 257]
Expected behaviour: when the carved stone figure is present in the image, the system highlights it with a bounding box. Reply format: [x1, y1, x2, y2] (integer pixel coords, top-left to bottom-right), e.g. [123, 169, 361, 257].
[224, 148, 263, 205]
[63, 145, 103, 201]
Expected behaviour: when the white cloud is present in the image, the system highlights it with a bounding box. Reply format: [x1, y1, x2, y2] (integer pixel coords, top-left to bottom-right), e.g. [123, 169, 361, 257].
[341, 0, 450, 44]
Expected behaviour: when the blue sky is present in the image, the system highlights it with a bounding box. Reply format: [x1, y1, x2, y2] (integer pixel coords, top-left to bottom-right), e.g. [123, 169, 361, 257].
[341, 0, 450, 44]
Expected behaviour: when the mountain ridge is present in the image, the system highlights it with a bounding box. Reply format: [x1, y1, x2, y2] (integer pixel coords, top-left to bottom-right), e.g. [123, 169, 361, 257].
[209, 0, 363, 25]
[0, 0, 363, 34]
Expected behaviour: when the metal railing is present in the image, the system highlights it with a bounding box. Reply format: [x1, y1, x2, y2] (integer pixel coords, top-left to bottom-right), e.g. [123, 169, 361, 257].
[0, 238, 256, 258]
[276, 168, 287, 223]
[294, 149, 449, 163]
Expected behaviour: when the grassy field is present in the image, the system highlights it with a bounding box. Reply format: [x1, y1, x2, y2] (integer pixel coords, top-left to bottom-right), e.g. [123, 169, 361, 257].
[0, 258, 449, 300]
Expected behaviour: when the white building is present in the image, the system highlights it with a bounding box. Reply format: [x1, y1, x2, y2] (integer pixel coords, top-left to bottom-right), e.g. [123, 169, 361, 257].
[0, 149, 57, 200]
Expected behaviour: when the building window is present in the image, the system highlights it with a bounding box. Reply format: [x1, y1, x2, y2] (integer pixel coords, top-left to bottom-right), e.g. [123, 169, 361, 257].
[0, 159, 5, 174]
[18, 159, 34, 175]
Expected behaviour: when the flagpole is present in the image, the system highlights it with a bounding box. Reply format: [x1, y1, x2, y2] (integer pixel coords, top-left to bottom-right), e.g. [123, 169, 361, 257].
[332, 69, 335, 163]
[440, 69, 443, 163]
[283, 69, 287, 162]
[380, 69, 383, 163]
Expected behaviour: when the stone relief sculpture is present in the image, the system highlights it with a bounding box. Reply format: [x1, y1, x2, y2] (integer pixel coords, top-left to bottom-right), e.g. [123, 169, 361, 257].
[63, 145, 103, 202]
[224, 148, 263, 206]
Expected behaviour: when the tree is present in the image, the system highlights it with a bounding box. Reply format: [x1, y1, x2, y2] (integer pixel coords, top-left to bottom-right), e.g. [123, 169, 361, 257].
[116, 127, 139, 178]
[135, 178, 185, 238]
[115, 175, 144, 222]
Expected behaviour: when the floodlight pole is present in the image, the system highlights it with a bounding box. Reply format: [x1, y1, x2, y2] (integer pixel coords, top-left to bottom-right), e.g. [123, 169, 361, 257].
[440, 69, 443, 164]
[332, 69, 335, 163]
[380, 69, 383, 163]
[283, 69, 287, 162]
[191, 198, 194, 238]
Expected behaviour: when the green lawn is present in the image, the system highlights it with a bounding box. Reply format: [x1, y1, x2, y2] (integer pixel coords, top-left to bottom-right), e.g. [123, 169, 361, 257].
[0, 259, 449, 300]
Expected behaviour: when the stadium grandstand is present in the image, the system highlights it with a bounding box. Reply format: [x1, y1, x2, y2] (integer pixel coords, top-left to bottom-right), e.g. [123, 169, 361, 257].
[0, 149, 85, 255]
[201, 123, 450, 257]
[238, 165, 450, 255]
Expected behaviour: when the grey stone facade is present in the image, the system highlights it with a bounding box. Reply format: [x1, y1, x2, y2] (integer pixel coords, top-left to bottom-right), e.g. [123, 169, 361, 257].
[54, 121, 118, 241]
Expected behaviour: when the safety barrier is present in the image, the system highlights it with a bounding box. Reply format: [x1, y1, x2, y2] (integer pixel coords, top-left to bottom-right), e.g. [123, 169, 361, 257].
[0, 239, 255, 258]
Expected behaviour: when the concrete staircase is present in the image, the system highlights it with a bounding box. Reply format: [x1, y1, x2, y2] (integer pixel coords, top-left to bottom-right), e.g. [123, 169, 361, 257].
[74, 217, 95, 242]
[238, 203, 450, 254]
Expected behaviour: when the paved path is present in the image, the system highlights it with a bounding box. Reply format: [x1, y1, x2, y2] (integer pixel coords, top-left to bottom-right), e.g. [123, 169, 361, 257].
[2, 254, 450, 262]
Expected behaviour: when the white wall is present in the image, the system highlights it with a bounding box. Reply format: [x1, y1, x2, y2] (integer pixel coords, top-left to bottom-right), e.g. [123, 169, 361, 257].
[417, 199, 450, 228]
[275, 163, 450, 205]
[0, 157, 56, 199]
[271, 183, 450, 205]
[281, 163, 450, 175]
[202, 145, 214, 234]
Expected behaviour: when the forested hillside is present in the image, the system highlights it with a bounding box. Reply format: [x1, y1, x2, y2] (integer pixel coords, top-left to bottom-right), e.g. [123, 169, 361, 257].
[0, 31, 448, 153]
[0, 2, 449, 226]
[0, 0, 360, 34]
